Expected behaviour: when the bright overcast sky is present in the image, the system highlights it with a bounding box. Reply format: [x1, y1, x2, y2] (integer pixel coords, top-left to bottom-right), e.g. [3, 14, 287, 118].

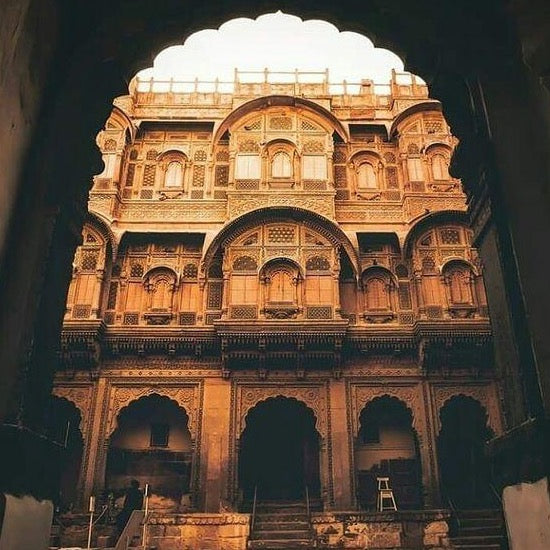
[136, 11, 407, 84]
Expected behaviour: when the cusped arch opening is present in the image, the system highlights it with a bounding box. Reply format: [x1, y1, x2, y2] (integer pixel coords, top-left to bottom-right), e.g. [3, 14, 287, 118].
[355, 395, 423, 510]
[239, 396, 321, 501]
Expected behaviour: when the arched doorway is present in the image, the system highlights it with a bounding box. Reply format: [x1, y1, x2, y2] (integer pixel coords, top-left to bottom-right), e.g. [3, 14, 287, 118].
[46, 396, 84, 511]
[355, 396, 422, 510]
[437, 396, 494, 508]
[239, 397, 320, 502]
[106, 394, 193, 511]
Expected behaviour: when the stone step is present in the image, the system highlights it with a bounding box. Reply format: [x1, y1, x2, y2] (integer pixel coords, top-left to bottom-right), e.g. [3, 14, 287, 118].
[460, 517, 503, 527]
[252, 529, 312, 540]
[460, 525, 503, 537]
[457, 509, 503, 519]
[452, 534, 503, 546]
[255, 513, 309, 522]
[248, 539, 313, 549]
[254, 520, 310, 530]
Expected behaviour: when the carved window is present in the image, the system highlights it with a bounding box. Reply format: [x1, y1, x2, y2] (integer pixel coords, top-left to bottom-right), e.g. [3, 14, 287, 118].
[165, 161, 184, 188]
[357, 162, 378, 189]
[231, 275, 258, 305]
[432, 153, 449, 180]
[147, 271, 176, 311]
[150, 423, 169, 447]
[407, 157, 423, 181]
[271, 151, 292, 178]
[365, 277, 389, 309]
[268, 269, 296, 303]
[302, 155, 327, 179]
[305, 273, 332, 304]
[235, 154, 261, 179]
[446, 266, 473, 305]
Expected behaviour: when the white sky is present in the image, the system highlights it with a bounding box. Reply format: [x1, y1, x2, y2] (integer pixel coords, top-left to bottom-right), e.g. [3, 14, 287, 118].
[136, 11, 408, 85]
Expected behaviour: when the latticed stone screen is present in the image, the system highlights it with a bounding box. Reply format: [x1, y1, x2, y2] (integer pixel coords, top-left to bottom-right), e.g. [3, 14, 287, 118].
[207, 281, 223, 309]
[130, 263, 144, 278]
[143, 165, 156, 186]
[193, 165, 205, 186]
[107, 282, 118, 310]
[440, 229, 461, 244]
[205, 312, 222, 325]
[123, 312, 139, 325]
[385, 167, 398, 189]
[179, 312, 197, 325]
[269, 116, 292, 130]
[73, 304, 91, 319]
[334, 166, 347, 188]
[125, 164, 136, 187]
[182, 264, 198, 279]
[306, 306, 332, 319]
[81, 251, 99, 271]
[268, 226, 295, 243]
[215, 165, 229, 186]
[230, 305, 257, 319]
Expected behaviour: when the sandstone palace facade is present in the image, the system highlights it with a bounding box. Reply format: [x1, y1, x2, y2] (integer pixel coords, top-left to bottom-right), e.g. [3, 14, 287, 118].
[52, 71, 503, 527]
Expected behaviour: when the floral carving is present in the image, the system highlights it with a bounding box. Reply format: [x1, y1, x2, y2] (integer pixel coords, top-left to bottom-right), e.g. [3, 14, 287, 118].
[107, 385, 199, 438]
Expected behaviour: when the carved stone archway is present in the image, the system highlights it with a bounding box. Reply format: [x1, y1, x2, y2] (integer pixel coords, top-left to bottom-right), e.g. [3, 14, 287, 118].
[433, 385, 503, 437]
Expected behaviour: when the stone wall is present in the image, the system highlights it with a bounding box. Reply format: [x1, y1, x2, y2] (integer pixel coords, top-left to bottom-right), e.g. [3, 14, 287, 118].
[146, 513, 250, 550]
[312, 510, 450, 549]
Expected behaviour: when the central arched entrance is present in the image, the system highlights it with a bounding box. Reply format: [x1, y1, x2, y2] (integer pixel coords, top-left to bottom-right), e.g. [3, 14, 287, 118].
[437, 396, 494, 508]
[239, 397, 320, 502]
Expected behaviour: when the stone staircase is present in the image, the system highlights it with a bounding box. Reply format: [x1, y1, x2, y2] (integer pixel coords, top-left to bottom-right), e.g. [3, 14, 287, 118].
[449, 509, 508, 550]
[248, 501, 315, 549]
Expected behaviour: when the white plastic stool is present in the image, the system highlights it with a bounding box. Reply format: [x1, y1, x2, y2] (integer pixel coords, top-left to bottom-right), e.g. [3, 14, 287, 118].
[376, 476, 397, 511]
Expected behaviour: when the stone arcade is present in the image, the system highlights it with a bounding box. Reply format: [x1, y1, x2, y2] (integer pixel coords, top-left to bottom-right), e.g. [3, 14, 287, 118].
[51, 69, 503, 548]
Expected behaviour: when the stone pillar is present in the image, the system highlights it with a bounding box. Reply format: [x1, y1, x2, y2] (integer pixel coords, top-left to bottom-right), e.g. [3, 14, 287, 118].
[328, 379, 353, 509]
[200, 377, 231, 512]
[81, 377, 110, 502]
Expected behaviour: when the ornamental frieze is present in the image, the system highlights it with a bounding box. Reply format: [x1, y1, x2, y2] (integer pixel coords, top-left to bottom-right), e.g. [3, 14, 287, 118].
[119, 201, 226, 222]
[405, 196, 467, 220]
[228, 194, 335, 220]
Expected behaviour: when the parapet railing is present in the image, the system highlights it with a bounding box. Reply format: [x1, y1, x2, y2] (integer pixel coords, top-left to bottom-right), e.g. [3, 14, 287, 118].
[132, 68, 427, 98]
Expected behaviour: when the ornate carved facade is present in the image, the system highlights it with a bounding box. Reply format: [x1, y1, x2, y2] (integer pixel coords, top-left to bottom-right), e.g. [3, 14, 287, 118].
[54, 70, 502, 514]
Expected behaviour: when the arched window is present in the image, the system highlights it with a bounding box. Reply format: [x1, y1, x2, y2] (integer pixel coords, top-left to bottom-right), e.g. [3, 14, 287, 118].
[446, 266, 473, 305]
[269, 269, 295, 303]
[165, 161, 183, 188]
[271, 151, 292, 178]
[365, 277, 390, 309]
[357, 163, 378, 189]
[432, 153, 449, 180]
